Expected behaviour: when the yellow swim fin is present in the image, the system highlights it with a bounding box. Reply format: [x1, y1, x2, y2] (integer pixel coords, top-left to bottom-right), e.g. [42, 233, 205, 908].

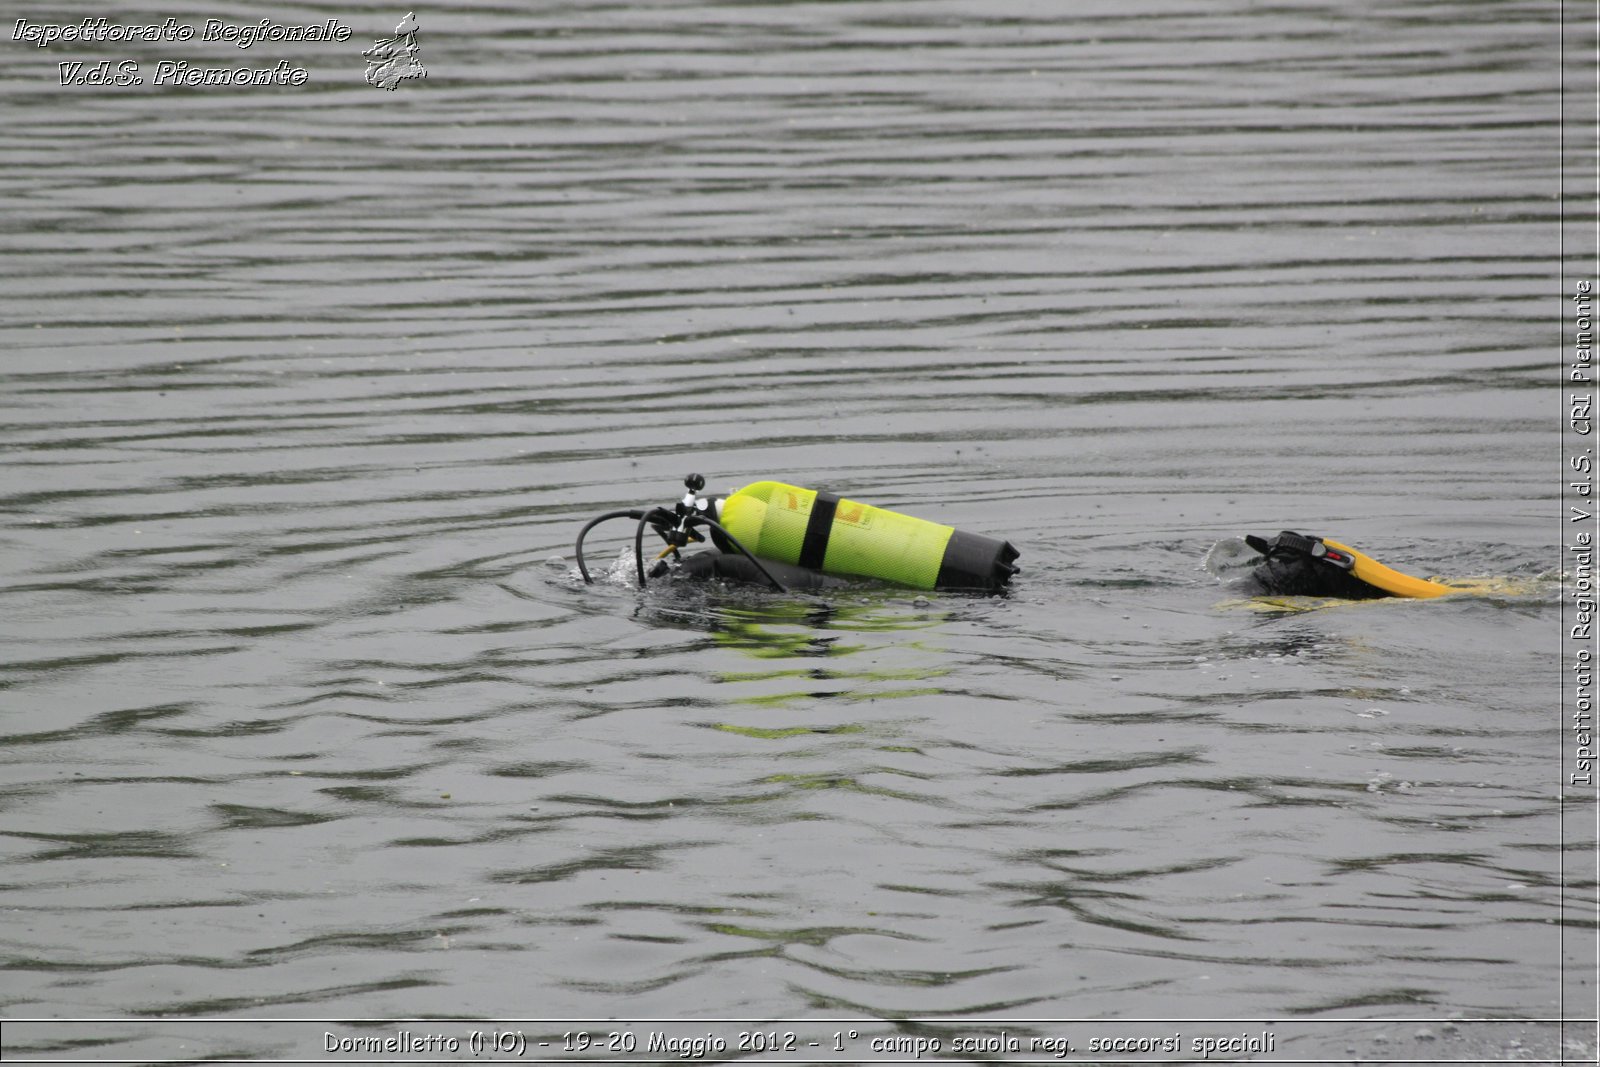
[1245, 531, 1462, 600]
[1320, 538, 1457, 599]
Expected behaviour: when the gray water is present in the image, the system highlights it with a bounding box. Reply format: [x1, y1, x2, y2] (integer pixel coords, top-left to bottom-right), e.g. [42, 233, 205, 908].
[0, 0, 1588, 1062]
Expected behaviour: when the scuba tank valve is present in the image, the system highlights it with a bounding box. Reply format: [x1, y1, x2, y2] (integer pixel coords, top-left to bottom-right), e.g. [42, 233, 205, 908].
[574, 473, 789, 591]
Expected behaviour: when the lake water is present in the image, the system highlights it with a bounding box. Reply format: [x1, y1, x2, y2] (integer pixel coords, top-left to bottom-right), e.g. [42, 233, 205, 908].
[1, 0, 1590, 1062]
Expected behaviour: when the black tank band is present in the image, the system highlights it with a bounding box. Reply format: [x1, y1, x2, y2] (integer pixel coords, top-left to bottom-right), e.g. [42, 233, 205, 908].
[798, 490, 839, 570]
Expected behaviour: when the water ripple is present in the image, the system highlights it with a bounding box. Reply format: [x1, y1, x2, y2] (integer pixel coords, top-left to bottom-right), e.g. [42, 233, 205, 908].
[0, 0, 1564, 1051]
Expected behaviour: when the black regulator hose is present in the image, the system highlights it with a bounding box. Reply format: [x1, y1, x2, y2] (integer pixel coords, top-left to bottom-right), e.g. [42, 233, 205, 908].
[575, 505, 787, 594]
[634, 510, 659, 588]
[685, 514, 787, 592]
[575, 509, 648, 584]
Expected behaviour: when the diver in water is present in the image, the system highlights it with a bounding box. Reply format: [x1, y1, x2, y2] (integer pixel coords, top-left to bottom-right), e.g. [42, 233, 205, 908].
[575, 474, 1473, 601]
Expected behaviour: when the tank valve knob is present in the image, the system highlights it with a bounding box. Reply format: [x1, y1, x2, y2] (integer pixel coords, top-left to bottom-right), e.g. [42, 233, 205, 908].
[684, 473, 705, 493]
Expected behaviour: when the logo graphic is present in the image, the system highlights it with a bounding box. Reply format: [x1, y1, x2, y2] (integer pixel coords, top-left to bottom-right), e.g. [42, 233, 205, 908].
[363, 11, 425, 90]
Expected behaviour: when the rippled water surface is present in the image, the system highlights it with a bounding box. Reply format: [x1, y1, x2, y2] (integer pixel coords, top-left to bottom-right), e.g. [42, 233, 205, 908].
[0, 0, 1586, 1060]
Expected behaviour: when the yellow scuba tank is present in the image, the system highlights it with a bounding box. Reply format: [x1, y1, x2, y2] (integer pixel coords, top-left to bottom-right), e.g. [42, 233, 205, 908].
[714, 480, 1019, 591]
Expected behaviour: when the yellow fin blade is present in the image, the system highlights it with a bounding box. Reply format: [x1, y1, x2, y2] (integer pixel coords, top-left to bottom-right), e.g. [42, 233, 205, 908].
[1322, 538, 1457, 599]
